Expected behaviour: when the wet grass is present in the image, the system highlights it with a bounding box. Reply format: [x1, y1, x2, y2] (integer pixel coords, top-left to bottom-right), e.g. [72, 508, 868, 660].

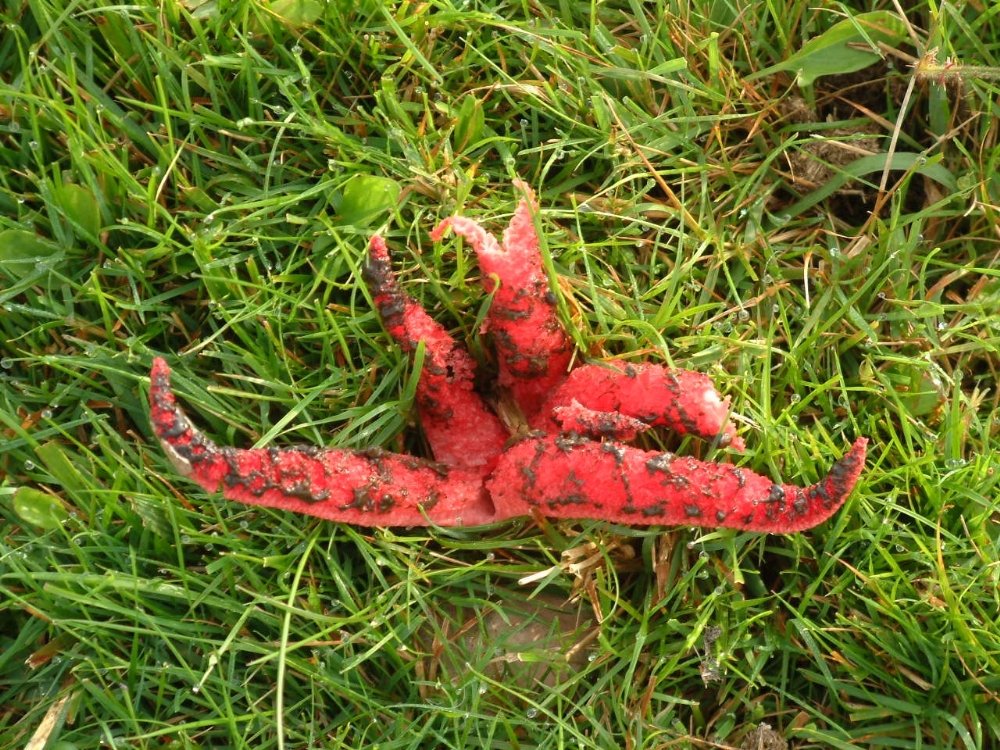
[2, 1, 998, 748]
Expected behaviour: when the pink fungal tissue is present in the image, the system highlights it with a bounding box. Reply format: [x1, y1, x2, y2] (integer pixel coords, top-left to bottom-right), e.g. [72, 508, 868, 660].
[150, 181, 867, 533]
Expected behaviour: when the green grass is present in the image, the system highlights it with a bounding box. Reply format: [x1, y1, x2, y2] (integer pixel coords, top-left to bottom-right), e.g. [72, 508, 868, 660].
[2, 0, 999, 747]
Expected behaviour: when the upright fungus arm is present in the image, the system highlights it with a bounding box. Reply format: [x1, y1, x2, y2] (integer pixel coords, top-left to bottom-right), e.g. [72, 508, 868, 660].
[364, 236, 508, 476]
[431, 181, 572, 419]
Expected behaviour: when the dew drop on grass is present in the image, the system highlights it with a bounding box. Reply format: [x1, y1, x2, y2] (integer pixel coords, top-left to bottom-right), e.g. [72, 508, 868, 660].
[23, 459, 35, 471]
[0, 358, 11, 368]
[525, 707, 538, 719]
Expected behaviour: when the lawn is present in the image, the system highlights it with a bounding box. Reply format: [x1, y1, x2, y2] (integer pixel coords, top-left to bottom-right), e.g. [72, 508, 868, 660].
[2, 0, 999, 748]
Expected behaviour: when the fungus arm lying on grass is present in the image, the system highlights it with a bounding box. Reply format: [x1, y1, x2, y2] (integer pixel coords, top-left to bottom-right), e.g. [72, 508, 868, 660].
[149, 358, 498, 526]
[488, 434, 868, 533]
[535, 362, 745, 450]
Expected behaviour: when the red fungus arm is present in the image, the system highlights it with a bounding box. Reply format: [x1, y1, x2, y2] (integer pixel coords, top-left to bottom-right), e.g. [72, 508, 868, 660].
[149, 358, 495, 526]
[430, 181, 572, 419]
[487, 435, 867, 532]
[535, 362, 745, 450]
[364, 236, 508, 476]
